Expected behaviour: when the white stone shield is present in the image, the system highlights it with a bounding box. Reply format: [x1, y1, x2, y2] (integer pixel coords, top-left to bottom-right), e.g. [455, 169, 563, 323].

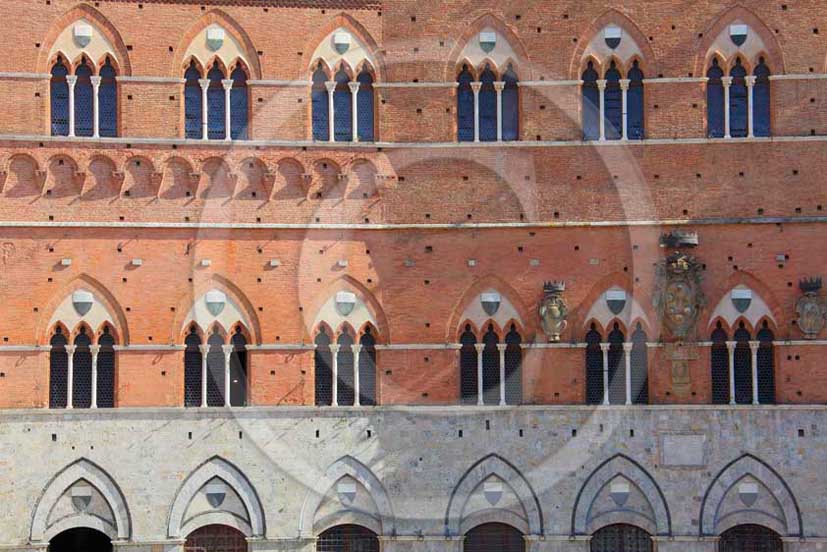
[72, 290, 94, 316]
[604, 25, 622, 49]
[337, 480, 357, 503]
[609, 480, 630, 507]
[334, 32, 352, 55]
[205, 481, 227, 508]
[480, 292, 501, 316]
[606, 289, 627, 315]
[71, 484, 93, 512]
[205, 289, 227, 317]
[738, 482, 759, 507]
[335, 291, 357, 316]
[483, 480, 503, 506]
[206, 27, 225, 52]
[73, 24, 93, 48]
[731, 288, 752, 313]
[730, 23, 748, 47]
[479, 31, 496, 53]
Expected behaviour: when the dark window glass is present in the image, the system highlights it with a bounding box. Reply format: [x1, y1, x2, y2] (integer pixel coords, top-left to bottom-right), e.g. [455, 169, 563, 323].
[74, 62, 95, 137]
[733, 324, 752, 404]
[206, 331, 225, 406]
[464, 523, 525, 552]
[230, 66, 248, 140]
[207, 64, 226, 140]
[99, 58, 117, 137]
[50, 58, 70, 136]
[72, 328, 93, 408]
[582, 62, 600, 140]
[356, 69, 375, 141]
[502, 66, 519, 141]
[185, 524, 247, 552]
[585, 326, 604, 404]
[460, 325, 478, 404]
[184, 61, 202, 139]
[630, 325, 648, 404]
[711, 325, 729, 404]
[315, 328, 333, 405]
[753, 59, 771, 137]
[97, 327, 116, 408]
[337, 330, 355, 405]
[719, 525, 783, 552]
[481, 325, 500, 405]
[479, 66, 497, 142]
[707, 59, 725, 138]
[184, 327, 202, 407]
[230, 328, 247, 406]
[604, 61, 622, 140]
[359, 328, 377, 405]
[591, 524, 652, 552]
[729, 58, 748, 138]
[49, 328, 68, 408]
[334, 68, 353, 142]
[504, 325, 522, 405]
[757, 325, 775, 404]
[312, 65, 329, 141]
[607, 324, 625, 404]
[627, 60, 644, 140]
[457, 66, 475, 142]
[317, 525, 379, 552]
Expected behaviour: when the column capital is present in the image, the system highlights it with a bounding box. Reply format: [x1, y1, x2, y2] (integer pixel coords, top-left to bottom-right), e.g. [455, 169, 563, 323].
[198, 78, 210, 89]
[198, 344, 210, 354]
[745, 76, 757, 86]
[221, 79, 234, 90]
[596, 79, 607, 90]
[749, 340, 761, 351]
[599, 343, 611, 352]
[496, 343, 508, 352]
[721, 76, 733, 86]
[725, 340, 737, 351]
[473, 343, 485, 352]
[89, 344, 101, 355]
[622, 342, 633, 352]
[619, 78, 630, 90]
[329, 343, 341, 353]
[493, 81, 506, 91]
[351, 344, 363, 353]
[65, 344, 77, 354]
[470, 82, 482, 93]
[66, 75, 78, 85]
[222, 344, 234, 355]
[90, 76, 102, 86]
[348, 81, 361, 93]
[325, 81, 337, 93]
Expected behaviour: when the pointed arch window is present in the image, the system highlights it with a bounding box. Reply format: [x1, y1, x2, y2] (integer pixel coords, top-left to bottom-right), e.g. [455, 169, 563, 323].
[457, 65, 475, 142]
[504, 324, 522, 405]
[585, 325, 603, 404]
[314, 327, 333, 406]
[729, 58, 748, 138]
[582, 61, 600, 140]
[502, 65, 520, 141]
[97, 326, 116, 408]
[333, 68, 353, 142]
[50, 57, 70, 136]
[459, 324, 478, 404]
[757, 323, 775, 404]
[184, 326, 202, 407]
[753, 58, 771, 137]
[707, 58, 725, 138]
[49, 327, 69, 408]
[206, 330, 225, 407]
[357, 68, 375, 142]
[184, 61, 203, 139]
[630, 324, 648, 404]
[627, 60, 645, 140]
[607, 323, 625, 404]
[72, 328, 93, 408]
[478, 65, 497, 142]
[336, 329, 356, 405]
[311, 64, 330, 141]
[230, 327, 248, 407]
[481, 324, 500, 404]
[98, 57, 118, 138]
[206, 63, 226, 140]
[710, 322, 729, 404]
[733, 323, 752, 404]
[604, 61, 622, 140]
[74, 61, 95, 137]
[359, 327, 377, 405]
[230, 66, 249, 140]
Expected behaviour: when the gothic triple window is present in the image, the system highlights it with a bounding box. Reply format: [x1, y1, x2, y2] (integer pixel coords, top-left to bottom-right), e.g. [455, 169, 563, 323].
[48, 325, 117, 409]
[314, 325, 378, 406]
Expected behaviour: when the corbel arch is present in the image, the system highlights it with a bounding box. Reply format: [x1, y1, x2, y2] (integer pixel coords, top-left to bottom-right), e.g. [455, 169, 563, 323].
[446, 275, 533, 342]
[172, 9, 261, 79]
[446, 13, 532, 81]
[30, 458, 131, 542]
[302, 13, 385, 82]
[570, 9, 656, 80]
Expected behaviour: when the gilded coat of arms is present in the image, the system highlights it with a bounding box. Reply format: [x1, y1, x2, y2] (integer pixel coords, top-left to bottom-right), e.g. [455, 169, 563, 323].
[653, 252, 705, 340]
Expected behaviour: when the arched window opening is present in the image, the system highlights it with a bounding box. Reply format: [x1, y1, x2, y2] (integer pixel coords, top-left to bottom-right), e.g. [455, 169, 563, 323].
[585, 324, 603, 404]
[478, 65, 497, 142]
[457, 65, 475, 142]
[582, 61, 600, 140]
[97, 325, 116, 408]
[317, 525, 379, 552]
[460, 324, 478, 404]
[502, 65, 519, 141]
[206, 329, 225, 407]
[710, 322, 729, 404]
[504, 324, 522, 405]
[590, 524, 652, 552]
[49, 327, 69, 408]
[753, 58, 771, 137]
[184, 61, 203, 139]
[604, 61, 622, 140]
[607, 323, 625, 404]
[207, 63, 226, 140]
[230, 326, 247, 407]
[630, 324, 648, 404]
[719, 525, 782, 552]
[74, 60, 95, 137]
[50, 527, 112, 552]
[729, 58, 748, 138]
[184, 326, 202, 407]
[359, 327, 377, 405]
[356, 68, 375, 142]
[733, 322, 752, 404]
[99, 57, 118, 137]
[337, 329, 356, 405]
[707, 58, 725, 138]
[73, 327, 93, 408]
[230, 65, 248, 140]
[315, 327, 333, 406]
[184, 525, 247, 552]
[481, 324, 500, 405]
[757, 322, 776, 404]
[627, 60, 645, 140]
[50, 57, 70, 136]
[312, 63, 330, 141]
[333, 68, 353, 142]
[464, 523, 525, 552]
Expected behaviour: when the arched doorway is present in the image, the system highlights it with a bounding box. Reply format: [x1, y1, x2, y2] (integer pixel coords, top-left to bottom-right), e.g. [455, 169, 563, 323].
[590, 524, 652, 552]
[317, 524, 380, 552]
[49, 527, 112, 552]
[719, 525, 783, 552]
[184, 525, 247, 552]
[464, 523, 525, 552]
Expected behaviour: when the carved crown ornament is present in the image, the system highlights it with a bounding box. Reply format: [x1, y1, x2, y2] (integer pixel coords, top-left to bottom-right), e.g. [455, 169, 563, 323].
[538, 280, 567, 342]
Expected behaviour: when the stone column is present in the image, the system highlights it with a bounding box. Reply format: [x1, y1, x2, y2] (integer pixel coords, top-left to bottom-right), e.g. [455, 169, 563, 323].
[352, 343, 362, 406]
[474, 343, 485, 405]
[497, 343, 507, 405]
[222, 344, 233, 407]
[199, 344, 210, 407]
[90, 344, 100, 409]
[198, 78, 210, 140]
[597, 79, 607, 141]
[746, 75, 756, 138]
[471, 82, 482, 142]
[721, 76, 732, 138]
[65, 344, 76, 409]
[620, 78, 629, 140]
[329, 343, 340, 406]
[749, 340, 760, 405]
[222, 79, 233, 141]
[600, 342, 610, 405]
[90, 76, 101, 138]
[623, 342, 633, 405]
[726, 340, 736, 405]
[348, 81, 360, 142]
[325, 81, 336, 142]
[66, 75, 78, 138]
[494, 81, 505, 142]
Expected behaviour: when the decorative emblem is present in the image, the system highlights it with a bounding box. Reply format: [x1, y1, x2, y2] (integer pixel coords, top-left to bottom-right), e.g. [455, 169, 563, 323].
[483, 480, 503, 506]
[336, 480, 357, 503]
[731, 288, 752, 314]
[660, 230, 699, 249]
[609, 480, 630, 507]
[206, 27, 225, 52]
[738, 482, 759, 507]
[538, 281, 567, 342]
[72, 290, 94, 316]
[71, 484, 93, 512]
[205, 289, 227, 317]
[796, 277, 826, 339]
[333, 32, 352, 55]
[729, 23, 748, 47]
[606, 289, 627, 315]
[653, 252, 705, 339]
[205, 481, 227, 508]
[479, 31, 496, 53]
[480, 292, 501, 316]
[73, 23, 93, 48]
[604, 25, 622, 49]
[335, 291, 357, 316]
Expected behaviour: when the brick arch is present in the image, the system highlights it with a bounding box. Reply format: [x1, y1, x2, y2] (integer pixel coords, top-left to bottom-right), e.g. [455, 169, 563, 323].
[445, 12, 533, 81]
[171, 9, 261, 79]
[693, 4, 785, 78]
[571, 272, 656, 340]
[302, 274, 390, 343]
[301, 13, 385, 82]
[445, 275, 534, 342]
[702, 271, 785, 337]
[36, 3, 132, 75]
[569, 8, 657, 80]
